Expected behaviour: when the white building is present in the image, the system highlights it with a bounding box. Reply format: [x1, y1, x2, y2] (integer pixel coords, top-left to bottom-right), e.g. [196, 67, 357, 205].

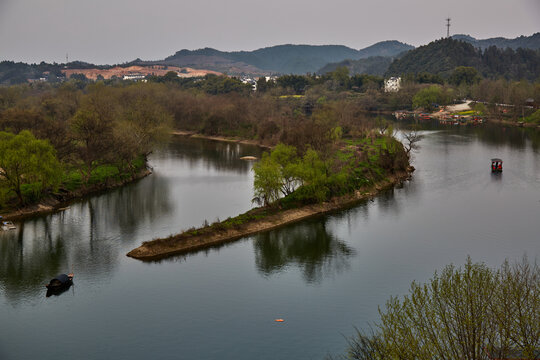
[384, 77, 401, 92]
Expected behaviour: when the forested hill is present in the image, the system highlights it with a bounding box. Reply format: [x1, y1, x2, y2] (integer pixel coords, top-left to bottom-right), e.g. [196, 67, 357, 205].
[318, 56, 393, 76]
[159, 41, 414, 75]
[315, 41, 412, 75]
[452, 32, 540, 50]
[386, 38, 540, 81]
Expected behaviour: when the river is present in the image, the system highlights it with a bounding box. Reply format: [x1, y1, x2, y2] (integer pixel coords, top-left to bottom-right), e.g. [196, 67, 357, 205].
[1, 126, 539, 360]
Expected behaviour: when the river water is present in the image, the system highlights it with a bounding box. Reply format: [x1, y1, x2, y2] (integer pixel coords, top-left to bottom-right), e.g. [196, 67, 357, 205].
[1, 127, 539, 360]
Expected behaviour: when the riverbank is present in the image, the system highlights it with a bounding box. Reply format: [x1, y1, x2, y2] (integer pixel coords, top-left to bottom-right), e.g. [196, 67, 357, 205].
[127, 169, 413, 261]
[487, 118, 540, 128]
[172, 131, 272, 149]
[429, 101, 540, 129]
[0, 168, 152, 221]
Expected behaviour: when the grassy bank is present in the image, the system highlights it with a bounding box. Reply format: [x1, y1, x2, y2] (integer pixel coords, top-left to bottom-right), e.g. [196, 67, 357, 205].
[0, 157, 150, 221]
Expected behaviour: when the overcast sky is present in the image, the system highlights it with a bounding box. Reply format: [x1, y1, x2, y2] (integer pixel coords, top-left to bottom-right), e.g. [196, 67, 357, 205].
[1, 0, 539, 64]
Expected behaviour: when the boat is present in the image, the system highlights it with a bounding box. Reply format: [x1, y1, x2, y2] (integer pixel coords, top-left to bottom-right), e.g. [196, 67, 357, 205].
[0, 217, 16, 231]
[45, 273, 74, 290]
[491, 158, 503, 172]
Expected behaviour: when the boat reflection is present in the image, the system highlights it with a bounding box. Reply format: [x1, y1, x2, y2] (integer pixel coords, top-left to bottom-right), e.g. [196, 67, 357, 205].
[46, 282, 74, 298]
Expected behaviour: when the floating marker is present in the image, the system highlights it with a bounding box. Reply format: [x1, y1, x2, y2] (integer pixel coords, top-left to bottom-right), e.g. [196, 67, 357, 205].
[275, 319, 284, 322]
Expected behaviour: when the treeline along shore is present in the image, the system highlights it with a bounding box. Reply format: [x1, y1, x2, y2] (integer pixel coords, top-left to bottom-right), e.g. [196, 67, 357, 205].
[2, 60, 536, 220]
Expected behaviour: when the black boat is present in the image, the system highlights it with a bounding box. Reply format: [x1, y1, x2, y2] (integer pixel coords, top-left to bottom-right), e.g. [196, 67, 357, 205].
[46, 273, 74, 290]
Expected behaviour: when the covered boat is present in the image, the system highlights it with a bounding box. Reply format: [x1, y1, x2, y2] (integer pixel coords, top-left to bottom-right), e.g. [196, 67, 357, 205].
[45, 273, 74, 290]
[491, 158, 503, 172]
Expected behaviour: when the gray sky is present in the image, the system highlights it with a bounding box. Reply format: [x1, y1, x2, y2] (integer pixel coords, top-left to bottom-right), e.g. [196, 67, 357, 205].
[1, 0, 539, 64]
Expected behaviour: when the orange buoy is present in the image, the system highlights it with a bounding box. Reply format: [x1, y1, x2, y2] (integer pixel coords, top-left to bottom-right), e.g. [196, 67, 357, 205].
[275, 319, 284, 322]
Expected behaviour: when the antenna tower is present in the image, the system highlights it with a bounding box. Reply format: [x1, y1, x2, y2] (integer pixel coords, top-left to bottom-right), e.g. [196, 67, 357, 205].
[66, 53, 69, 64]
[446, 18, 451, 38]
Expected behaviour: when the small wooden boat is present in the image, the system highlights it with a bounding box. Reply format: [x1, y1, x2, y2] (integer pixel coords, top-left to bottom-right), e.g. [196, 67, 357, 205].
[491, 158, 503, 172]
[45, 273, 74, 290]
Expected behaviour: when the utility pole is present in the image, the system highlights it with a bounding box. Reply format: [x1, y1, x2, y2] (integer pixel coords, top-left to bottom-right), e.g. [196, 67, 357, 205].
[446, 18, 451, 38]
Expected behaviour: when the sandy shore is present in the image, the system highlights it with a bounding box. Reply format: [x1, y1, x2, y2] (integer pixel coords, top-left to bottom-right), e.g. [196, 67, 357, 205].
[127, 170, 412, 261]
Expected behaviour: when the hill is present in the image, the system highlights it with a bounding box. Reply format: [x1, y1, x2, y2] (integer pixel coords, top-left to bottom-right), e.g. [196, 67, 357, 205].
[386, 38, 540, 80]
[318, 56, 393, 76]
[452, 32, 540, 50]
[155, 41, 414, 75]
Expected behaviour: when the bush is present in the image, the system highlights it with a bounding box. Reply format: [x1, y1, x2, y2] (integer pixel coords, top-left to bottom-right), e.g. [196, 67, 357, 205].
[343, 256, 540, 360]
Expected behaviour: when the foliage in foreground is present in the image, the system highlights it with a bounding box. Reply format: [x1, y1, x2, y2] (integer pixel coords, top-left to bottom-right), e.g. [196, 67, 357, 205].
[340, 257, 540, 360]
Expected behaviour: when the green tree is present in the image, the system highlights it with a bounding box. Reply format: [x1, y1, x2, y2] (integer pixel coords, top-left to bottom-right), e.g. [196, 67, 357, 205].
[270, 143, 300, 196]
[0, 130, 61, 205]
[449, 66, 480, 86]
[294, 149, 330, 203]
[412, 85, 447, 112]
[329, 66, 350, 91]
[252, 152, 282, 206]
[343, 257, 540, 360]
[526, 109, 540, 124]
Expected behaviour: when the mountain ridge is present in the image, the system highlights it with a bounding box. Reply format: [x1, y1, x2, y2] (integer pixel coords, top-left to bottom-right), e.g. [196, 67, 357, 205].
[153, 41, 414, 75]
[451, 32, 540, 50]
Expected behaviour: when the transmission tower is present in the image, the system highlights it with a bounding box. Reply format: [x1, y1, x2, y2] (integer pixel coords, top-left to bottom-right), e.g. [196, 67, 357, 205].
[446, 18, 451, 38]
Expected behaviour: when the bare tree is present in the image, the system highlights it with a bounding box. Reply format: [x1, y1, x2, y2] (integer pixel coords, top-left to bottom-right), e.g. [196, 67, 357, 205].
[402, 129, 424, 156]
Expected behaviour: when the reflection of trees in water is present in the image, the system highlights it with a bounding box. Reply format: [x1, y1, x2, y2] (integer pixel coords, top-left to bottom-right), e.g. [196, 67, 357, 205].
[155, 137, 262, 173]
[0, 173, 173, 304]
[403, 123, 539, 151]
[472, 124, 529, 149]
[253, 219, 355, 284]
[77, 174, 173, 240]
[0, 221, 66, 302]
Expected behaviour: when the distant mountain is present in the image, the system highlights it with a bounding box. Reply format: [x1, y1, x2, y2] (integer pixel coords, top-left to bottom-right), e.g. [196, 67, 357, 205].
[318, 56, 393, 76]
[356, 40, 414, 58]
[452, 32, 540, 50]
[153, 41, 414, 75]
[317, 42, 414, 75]
[386, 38, 540, 81]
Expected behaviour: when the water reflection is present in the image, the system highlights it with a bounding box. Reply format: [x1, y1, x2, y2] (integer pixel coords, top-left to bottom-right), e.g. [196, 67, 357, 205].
[0, 173, 173, 303]
[166, 136, 261, 173]
[0, 223, 67, 303]
[253, 218, 355, 284]
[491, 172, 503, 182]
[45, 283, 74, 298]
[400, 122, 540, 151]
